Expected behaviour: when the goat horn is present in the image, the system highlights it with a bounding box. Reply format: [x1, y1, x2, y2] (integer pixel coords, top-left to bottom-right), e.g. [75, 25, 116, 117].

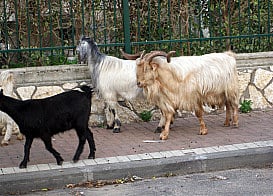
[166, 51, 176, 63]
[140, 50, 145, 59]
[145, 51, 168, 63]
[120, 49, 143, 60]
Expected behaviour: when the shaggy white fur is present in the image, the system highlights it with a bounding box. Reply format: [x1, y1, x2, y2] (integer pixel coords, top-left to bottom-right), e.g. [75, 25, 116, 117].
[137, 51, 239, 140]
[76, 37, 145, 133]
[0, 70, 23, 145]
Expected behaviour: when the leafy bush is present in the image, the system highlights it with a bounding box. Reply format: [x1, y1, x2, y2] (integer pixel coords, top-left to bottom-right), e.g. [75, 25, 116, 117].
[3, 50, 78, 68]
[140, 110, 152, 122]
[239, 100, 253, 113]
[1, 0, 272, 67]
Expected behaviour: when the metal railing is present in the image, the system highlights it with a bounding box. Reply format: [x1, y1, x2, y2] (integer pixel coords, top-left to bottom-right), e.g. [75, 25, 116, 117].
[0, 0, 272, 68]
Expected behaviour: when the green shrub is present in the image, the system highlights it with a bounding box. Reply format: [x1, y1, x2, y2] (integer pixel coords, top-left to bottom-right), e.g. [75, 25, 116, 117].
[140, 110, 152, 122]
[239, 100, 253, 113]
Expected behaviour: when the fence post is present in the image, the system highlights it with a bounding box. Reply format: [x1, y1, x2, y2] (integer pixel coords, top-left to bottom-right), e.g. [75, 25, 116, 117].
[122, 0, 131, 53]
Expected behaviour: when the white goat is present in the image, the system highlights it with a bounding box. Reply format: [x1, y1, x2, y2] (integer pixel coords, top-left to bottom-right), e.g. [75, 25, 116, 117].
[136, 51, 239, 140]
[0, 70, 23, 145]
[76, 36, 144, 133]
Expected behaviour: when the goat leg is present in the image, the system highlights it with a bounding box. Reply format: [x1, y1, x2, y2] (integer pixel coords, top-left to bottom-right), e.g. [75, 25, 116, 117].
[19, 137, 34, 168]
[113, 119, 121, 133]
[106, 107, 115, 129]
[155, 110, 165, 133]
[1, 122, 12, 146]
[106, 102, 122, 133]
[155, 112, 174, 133]
[224, 102, 232, 126]
[232, 106, 239, 127]
[86, 128, 96, 159]
[73, 131, 87, 162]
[159, 112, 173, 140]
[195, 109, 208, 135]
[42, 137, 64, 165]
[110, 105, 120, 133]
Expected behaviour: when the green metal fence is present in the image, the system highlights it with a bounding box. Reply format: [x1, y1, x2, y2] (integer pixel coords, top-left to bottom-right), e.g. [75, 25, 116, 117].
[0, 0, 272, 68]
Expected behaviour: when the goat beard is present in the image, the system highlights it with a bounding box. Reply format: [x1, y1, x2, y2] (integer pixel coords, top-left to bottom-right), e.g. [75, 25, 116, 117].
[144, 80, 176, 114]
[144, 80, 161, 104]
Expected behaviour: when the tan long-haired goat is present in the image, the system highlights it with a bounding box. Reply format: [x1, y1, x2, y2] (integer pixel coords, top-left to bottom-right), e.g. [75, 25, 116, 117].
[136, 51, 239, 140]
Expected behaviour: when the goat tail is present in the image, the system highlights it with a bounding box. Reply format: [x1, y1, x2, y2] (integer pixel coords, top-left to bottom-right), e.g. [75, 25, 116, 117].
[80, 85, 94, 98]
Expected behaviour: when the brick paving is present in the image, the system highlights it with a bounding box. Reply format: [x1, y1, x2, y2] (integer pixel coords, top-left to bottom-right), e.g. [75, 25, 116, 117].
[1, 109, 273, 169]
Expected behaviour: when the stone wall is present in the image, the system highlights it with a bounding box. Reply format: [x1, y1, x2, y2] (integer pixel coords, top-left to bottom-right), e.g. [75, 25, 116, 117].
[3, 51, 273, 126]
[236, 51, 273, 109]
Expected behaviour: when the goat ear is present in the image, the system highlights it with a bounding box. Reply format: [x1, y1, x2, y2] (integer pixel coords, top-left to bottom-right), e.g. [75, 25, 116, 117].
[151, 62, 159, 71]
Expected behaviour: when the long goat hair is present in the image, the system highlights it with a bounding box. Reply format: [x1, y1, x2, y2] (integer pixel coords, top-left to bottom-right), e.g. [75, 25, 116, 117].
[136, 51, 239, 140]
[0, 85, 96, 168]
[0, 70, 23, 145]
[76, 36, 143, 133]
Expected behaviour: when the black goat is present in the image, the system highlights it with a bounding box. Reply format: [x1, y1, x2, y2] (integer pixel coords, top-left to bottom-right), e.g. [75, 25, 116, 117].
[0, 86, 96, 168]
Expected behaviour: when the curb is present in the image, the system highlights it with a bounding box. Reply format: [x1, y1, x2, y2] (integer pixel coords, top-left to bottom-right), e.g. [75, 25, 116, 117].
[1, 140, 273, 195]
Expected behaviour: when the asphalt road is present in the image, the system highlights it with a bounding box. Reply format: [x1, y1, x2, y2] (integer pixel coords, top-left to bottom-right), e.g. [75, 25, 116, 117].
[22, 166, 273, 196]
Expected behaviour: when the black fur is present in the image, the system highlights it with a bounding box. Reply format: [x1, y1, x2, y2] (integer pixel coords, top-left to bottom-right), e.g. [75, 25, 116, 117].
[0, 85, 96, 168]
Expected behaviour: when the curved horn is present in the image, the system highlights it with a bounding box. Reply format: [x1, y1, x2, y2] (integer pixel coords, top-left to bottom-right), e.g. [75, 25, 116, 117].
[140, 50, 145, 59]
[120, 49, 143, 60]
[145, 51, 168, 63]
[166, 51, 176, 63]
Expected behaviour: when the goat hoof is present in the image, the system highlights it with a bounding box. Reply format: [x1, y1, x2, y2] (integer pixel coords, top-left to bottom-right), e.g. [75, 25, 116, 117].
[16, 134, 24, 140]
[159, 133, 168, 140]
[199, 130, 208, 135]
[223, 123, 230, 127]
[154, 127, 163, 133]
[113, 128, 120, 133]
[1, 140, 9, 146]
[160, 135, 168, 140]
[73, 159, 78, 163]
[107, 124, 114, 129]
[57, 157, 64, 165]
[233, 123, 239, 128]
[19, 163, 27, 169]
[88, 152, 95, 159]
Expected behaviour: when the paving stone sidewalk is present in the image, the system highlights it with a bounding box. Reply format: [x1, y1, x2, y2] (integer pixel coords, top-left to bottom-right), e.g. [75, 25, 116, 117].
[1, 109, 273, 169]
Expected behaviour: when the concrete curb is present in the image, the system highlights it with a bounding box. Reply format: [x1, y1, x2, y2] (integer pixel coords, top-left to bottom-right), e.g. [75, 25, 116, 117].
[1, 140, 273, 195]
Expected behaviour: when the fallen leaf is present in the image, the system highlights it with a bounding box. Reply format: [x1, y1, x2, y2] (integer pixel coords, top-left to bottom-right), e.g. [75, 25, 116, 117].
[210, 175, 228, 180]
